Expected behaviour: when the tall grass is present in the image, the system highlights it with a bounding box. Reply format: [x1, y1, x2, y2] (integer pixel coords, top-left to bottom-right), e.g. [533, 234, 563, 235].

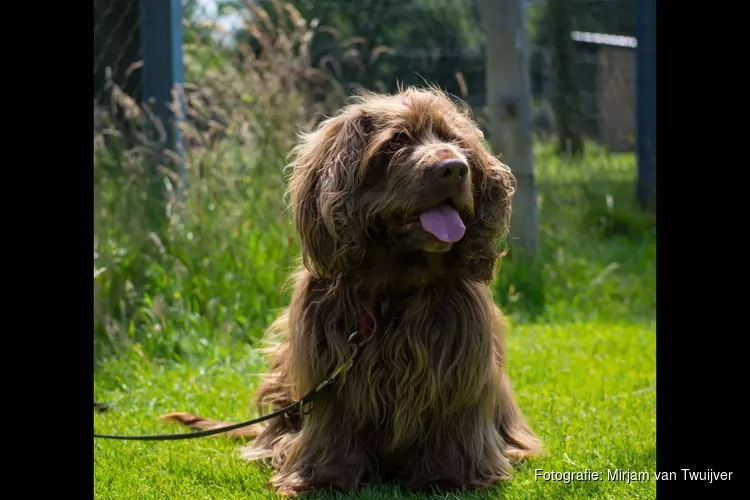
[94, 1, 346, 360]
[93, 1, 655, 362]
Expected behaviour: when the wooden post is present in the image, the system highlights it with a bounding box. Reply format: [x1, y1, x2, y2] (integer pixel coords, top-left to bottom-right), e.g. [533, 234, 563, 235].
[481, 0, 538, 256]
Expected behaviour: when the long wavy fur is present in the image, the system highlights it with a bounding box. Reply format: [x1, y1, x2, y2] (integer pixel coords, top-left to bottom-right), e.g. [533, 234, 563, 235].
[161, 87, 541, 496]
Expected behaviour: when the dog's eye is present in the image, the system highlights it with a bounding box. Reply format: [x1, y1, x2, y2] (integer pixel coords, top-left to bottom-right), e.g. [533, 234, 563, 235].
[388, 132, 409, 152]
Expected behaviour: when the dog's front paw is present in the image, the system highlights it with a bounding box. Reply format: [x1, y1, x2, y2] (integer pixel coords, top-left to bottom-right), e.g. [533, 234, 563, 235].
[506, 446, 534, 463]
[271, 474, 308, 498]
[276, 486, 300, 498]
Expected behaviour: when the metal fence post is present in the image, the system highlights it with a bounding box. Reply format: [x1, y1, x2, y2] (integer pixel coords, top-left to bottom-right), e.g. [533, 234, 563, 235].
[636, 0, 656, 210]
[140, 0, 186, 189]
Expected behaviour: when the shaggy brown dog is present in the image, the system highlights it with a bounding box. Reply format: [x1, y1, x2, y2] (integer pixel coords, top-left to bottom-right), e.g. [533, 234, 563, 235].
[161, 87, 542, 496]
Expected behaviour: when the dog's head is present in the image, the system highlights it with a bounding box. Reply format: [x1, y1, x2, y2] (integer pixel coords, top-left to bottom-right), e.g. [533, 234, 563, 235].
[288, 87, 515, 287]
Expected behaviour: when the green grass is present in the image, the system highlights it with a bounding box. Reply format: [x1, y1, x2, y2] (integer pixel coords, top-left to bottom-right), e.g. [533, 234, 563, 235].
[94, 140, 656, 499]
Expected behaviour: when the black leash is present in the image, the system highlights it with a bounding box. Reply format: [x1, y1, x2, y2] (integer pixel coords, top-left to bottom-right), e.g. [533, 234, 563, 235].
[94, 331, 367, 441]
[94, 288, 380, 441]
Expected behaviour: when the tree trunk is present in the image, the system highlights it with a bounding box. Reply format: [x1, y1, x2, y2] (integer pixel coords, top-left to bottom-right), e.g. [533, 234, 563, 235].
[548, 0, 584, 156]
[481, 0, 538, 257]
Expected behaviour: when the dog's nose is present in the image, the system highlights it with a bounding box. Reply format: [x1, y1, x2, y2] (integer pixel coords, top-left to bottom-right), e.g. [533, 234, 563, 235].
[432, 160, 469, 184]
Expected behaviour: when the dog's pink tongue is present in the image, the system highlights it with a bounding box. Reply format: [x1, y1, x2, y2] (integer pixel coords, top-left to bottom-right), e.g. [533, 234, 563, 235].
[419, 204, 466, 243]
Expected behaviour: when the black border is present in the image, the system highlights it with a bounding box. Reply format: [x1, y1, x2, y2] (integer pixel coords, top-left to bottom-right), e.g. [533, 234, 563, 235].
[656, 1, 741, 496]
[17, 1, 92, 495]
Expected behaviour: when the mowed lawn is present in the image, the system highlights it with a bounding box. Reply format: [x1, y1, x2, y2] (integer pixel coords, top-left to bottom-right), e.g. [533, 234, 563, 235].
[94, 143, 656, 499]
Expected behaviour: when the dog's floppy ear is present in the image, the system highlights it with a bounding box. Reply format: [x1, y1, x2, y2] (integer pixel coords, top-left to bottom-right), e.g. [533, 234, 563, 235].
[460, 147, 516, 281]
[478, 155, 515, 241]
[287, 111, 373, 277]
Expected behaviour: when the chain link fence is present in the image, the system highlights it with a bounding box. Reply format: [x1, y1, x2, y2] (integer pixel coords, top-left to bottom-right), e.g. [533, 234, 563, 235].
[534, 31, 637, 152]
[93, 0, 143, 106]
[92, 0, 647, 152]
